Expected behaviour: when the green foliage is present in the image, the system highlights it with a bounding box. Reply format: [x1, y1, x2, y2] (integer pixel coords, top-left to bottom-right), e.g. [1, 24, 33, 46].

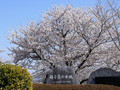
[33, 84, 120, 90]
[0, 64, 33, 90]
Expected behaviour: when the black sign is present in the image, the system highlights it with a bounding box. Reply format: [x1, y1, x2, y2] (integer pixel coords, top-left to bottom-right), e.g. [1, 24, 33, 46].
[87, 68, 120, 84]
[44, 66, 79, 84]
[95, 77, 120, 87]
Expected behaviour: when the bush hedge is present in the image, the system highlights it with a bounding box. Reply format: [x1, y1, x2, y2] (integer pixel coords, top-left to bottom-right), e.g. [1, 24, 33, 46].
[0, 64, 32, 90]
[33, 84, 120, 90]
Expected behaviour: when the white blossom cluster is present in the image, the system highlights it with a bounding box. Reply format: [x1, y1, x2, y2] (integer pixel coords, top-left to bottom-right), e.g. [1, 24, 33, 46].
[7, 2, 120, 84]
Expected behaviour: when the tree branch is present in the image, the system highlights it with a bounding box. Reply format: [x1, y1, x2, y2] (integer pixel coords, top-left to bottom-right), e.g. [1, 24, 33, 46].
[32, 49, 55, 68]
[80, 78, 88, 84]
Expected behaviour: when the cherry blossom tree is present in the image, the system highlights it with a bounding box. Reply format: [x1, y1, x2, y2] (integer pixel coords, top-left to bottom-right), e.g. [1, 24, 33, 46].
[7, 3, 119, 84]
[0, 49, 5, 63]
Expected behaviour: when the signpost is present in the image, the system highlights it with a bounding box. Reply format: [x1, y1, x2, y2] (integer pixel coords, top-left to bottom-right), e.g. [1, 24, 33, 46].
[44, 66, 79, 84]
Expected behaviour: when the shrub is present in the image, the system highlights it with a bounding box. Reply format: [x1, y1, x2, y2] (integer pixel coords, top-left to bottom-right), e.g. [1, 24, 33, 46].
[33, 84, 120, 90]
[0, 64, 32, 90]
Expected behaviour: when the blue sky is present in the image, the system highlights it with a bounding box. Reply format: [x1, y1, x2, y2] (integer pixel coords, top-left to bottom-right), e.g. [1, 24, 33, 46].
[0, 0, 97, 61]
